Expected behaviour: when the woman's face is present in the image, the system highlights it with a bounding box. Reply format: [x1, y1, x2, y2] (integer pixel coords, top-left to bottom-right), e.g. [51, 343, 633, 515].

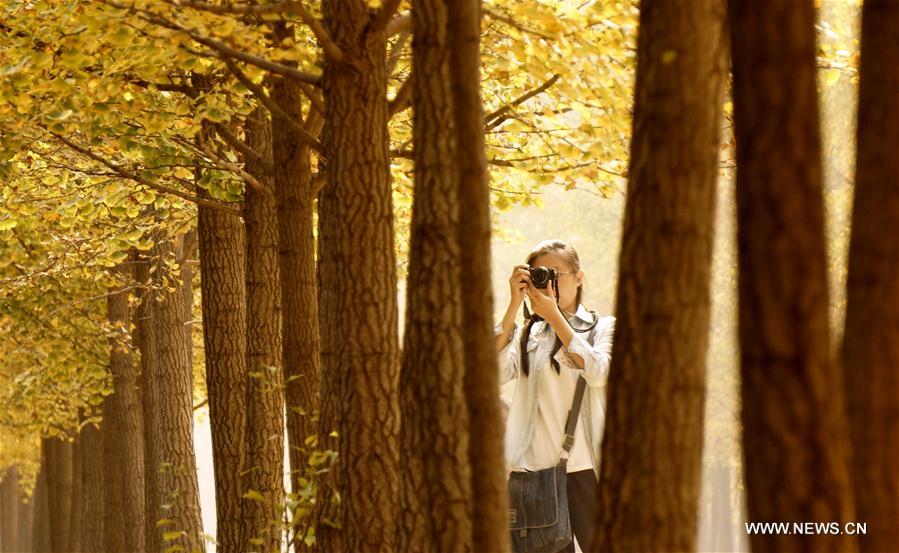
[530, 252, 583, 313]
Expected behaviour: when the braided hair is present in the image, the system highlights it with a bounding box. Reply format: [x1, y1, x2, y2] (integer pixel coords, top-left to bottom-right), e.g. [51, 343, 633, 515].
[518, 240, 584, 377]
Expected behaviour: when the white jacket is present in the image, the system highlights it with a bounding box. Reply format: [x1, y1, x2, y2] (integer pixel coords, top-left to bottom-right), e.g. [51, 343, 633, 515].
[496, 305, 616, 478]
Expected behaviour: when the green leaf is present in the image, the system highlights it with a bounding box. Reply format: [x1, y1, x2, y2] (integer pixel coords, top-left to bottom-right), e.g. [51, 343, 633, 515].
[162, 530, 185, 541]
[242, 489, 266, 502]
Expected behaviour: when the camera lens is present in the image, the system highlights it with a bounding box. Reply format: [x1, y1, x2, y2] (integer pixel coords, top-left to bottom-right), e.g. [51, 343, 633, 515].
[529, 267, 550, 288]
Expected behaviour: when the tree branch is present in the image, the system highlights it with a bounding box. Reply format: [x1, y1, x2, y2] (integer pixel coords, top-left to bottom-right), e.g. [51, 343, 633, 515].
[211, 123, 275, 174]
[110, 2, 323, 85]
[370, 0, 404, 35]
[388, 76, 412, 118]
[385, 11, 411, 37]
[224, 59, 324, 153]
[485, 73, 561, 131]
[387, 27, 410, 76]
[52, 134, 242, 216]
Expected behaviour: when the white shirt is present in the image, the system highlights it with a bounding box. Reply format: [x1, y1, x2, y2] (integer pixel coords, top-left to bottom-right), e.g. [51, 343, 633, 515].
[496, 305, 616, 477]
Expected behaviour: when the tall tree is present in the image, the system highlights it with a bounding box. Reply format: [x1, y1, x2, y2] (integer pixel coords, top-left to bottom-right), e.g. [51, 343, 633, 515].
[593, 0, 727, 551]
[80, 421, 104, 552]
[135, 247, 165, 553]
[728, 1, 858, 551]
[103, 277, 130, 553]
[196, 174, 249, 553]
[106, 263, 146, 553]
[842, 0, 899, 549]
[0, 465, 21, 553]
[152, 233, 205, 553]
[45, 437, 74, 553]
[268, 21, 323, 498]
[448, 0, 512, 550]
[398, 0, 474, 550]
[316, 2, 402, 550]
[241, 110, 286, 553]
[32, 449, 50, 553]
[68, 422, 84, 553]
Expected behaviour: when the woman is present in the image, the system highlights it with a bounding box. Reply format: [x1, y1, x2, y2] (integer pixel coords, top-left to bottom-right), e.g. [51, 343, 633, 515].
[496, 239, 615, 553]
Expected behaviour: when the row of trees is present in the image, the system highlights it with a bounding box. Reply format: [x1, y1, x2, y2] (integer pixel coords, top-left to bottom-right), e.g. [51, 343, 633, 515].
[3, 0, 896, 553]
[1, 0, 635, 552]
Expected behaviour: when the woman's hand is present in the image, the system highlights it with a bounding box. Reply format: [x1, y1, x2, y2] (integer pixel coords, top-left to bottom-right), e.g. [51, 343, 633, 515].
[525, 278, 562, 321]
[508, 264, 531, 308]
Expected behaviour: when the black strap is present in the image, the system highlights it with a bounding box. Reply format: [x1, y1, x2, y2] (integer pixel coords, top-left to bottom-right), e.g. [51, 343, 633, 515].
[561, 375, 587, 457]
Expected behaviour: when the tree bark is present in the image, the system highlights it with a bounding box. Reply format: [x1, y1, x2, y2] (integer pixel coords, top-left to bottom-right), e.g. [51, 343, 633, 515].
[136, 247, 165, 553]
[106, 263, 146, 553]
[270, 21, 321, 502]
[728, 1, 858, 551]
[103, 280, 129, 553]
[0, 465, 20, 553]
[80, 419, 104, 552]
[842, 0, 899, 550]
[153, 234, 205, 553]
[241, 110, 286, 553]
[593, 1, 727, 551]
[69, 423, 83, 553]
[32, 449, 50, 553]
[397, 1, 473, 550]
[45, 437, 74, 553]
[317, 3, 401, 550]
[197, 168, 248, 553]
[448, 1, 511, 550]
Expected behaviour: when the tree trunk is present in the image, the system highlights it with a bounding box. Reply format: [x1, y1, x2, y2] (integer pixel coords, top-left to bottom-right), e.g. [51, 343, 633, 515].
[45, 437, 74, 553]
[842, 0, 899, 550]
[152, 234, 205, 553]
[197, 181, 249, 553]
[136, 247, 165, 553]
[103, 281, 129, 553]
[728, 1, 858, 551]
[397, 1, 473, 550]
[80, 420, 104, 552]
[32, 450, 50, 553]
[106, 263, 146, 553]
[317, 3, 400, 550]
[69, 423, 83, 553]
[19, 480, 33, 553]
[241, 110, 285, 553]
[269, 22, 321, 501]
[448, 1, 511, 550]
[0, 465, 20, 553]
[593, 1, 727, 551]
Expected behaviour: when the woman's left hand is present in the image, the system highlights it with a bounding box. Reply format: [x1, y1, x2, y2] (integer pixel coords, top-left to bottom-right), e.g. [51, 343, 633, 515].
[525, 278, 562, 321]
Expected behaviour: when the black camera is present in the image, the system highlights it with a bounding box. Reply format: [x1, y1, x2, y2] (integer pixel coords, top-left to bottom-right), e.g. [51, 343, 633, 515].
[528, 266, 557, 289]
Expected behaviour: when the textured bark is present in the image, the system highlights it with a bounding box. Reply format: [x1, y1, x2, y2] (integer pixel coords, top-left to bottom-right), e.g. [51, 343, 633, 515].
[270, 23, 321, 499]
[240, 111, 285, 553]
[107, 263, 146, 553]
[69, 425, 83, 553]
[45, 438, 74, 553]
[448, 1, 511, 550]
[32, 450, 50, 553]
[80, 420, 104, 552]
[397, 1, 473, 550]
[197, 170, 248, 553]
[317, 3, 400, 551]
[136, 249, 165, 553]
[153, 234, 205, 553]
[103, 282, 129, 553]
[0, 465, 20, 553]
[842, 0, 899, 550]
[593, 1, 727, 551]
[19, 481, 33, 553]
[728, 1, 858, 551]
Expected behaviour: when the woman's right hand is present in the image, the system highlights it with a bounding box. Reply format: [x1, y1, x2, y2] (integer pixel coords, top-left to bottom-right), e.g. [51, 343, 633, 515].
[508, 264, 531, 307]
